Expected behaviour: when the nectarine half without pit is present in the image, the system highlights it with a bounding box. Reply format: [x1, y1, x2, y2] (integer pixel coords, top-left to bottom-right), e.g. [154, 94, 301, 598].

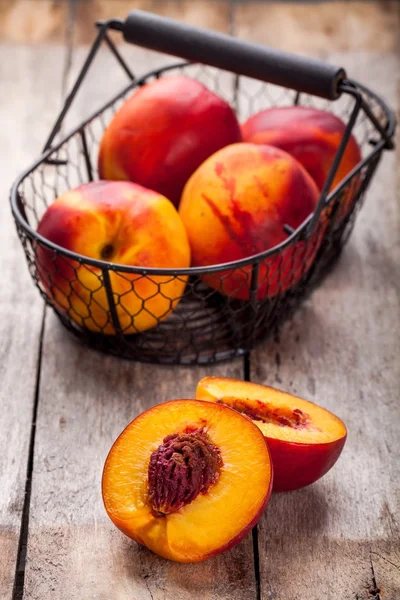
[102, 399, 273, 562]
[98, 76, 242, 207]
[36, 181, 190, 335]
[242, 106, 361, 216]
[179, 142, 321, 299]
[196, 377, 347, 492]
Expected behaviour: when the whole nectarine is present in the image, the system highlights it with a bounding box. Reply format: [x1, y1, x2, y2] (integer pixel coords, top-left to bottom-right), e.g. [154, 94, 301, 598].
[98, 76, 242, 207]
[36, 181, 190, 334]
[242, 106, 361, 216]
[102, 399, 273, 562]
[179, 143, 321, 299]
[196, 377, 347, 492]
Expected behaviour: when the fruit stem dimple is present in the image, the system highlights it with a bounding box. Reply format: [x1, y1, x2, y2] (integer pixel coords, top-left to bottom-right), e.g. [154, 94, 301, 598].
[147, 429, 222, 517]
[100, 244, 114, 260]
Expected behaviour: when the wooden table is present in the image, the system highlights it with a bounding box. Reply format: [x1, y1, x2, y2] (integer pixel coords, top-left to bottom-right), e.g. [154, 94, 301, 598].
[1, 1, 399, 599]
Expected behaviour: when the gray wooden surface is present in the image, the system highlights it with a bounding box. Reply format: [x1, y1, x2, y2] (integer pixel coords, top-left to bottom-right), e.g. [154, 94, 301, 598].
[250, 52, 400, 600]
[1, 1, 399, 599]
[0, 45, 65, 600]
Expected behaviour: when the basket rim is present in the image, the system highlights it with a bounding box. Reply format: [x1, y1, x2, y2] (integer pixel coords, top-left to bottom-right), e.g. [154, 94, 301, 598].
[10, 63, 393, 276]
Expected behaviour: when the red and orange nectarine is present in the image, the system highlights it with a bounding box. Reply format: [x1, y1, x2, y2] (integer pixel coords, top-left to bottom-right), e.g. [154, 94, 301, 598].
[196, 377, 347, 492]
[98, 76, 242, 207]
[36, 181, 190, 334]
[179, 143, 321, 299]
[242, 106, 361, 216]
[102, 399, 273, 562]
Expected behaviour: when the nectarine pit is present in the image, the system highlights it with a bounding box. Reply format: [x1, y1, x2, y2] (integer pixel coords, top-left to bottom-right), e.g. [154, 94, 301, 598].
[216, 397, 315, 430]
[147, 429, 222, 517]
[100, 244, 114, 260]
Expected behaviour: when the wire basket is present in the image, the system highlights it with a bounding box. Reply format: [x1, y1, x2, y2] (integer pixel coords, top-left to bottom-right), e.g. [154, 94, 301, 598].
[10, 11, 396, 365]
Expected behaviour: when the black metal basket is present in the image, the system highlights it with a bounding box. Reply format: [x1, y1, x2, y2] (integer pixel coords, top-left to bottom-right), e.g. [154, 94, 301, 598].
[10, 11, 396, 365]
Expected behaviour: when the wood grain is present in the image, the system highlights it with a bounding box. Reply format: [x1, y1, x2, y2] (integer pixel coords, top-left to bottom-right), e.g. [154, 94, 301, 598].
[249, 53, 400, 600]
[21, 5, 258, 599]
[0, 45, 64, 600]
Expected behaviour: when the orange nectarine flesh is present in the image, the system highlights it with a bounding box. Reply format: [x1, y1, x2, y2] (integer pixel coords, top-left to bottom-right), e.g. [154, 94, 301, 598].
[196, 377, 347, 492]
[102, 399, 273, 562]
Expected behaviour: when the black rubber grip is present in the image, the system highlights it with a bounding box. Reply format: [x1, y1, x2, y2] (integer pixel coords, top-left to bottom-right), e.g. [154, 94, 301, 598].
[122, 10, 346, 100]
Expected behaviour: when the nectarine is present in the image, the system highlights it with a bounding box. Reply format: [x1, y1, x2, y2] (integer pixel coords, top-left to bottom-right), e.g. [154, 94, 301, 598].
[242, 106, 361, 216]
[102, 399, 273, 562]
[179, 143, 321, 299]
[196, 377, 347, 492]
[36, 181, 190, 334]
[98, 76, 242, 207]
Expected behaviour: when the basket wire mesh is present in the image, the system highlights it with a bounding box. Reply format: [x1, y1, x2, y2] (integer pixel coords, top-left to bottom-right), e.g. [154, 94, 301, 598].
[10, 21, 395, 364]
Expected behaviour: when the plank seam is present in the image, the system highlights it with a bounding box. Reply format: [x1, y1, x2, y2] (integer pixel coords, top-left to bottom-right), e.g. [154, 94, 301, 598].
[369, 550, 382, 600]
[245, 348, 261, 600]
[228, 0, 236, 37]
[232, 0, 260, 592]
[251, 526, 262, 600]
[11, 309, 46, 600]
[138, 549, 155, 600]
[11, 2, 72, 593]
[235, 0, 262, 589]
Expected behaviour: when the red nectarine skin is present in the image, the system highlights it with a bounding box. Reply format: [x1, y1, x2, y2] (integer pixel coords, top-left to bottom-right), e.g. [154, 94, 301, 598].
[36, 181, 190, 334]
[102, 399, 273, 562]
[196, 377, 347, 492]
[179, 143, 322, 299]
[98, 76, 242, 207]
[242, 106, 362, 198]
[266, 436, 346, 492]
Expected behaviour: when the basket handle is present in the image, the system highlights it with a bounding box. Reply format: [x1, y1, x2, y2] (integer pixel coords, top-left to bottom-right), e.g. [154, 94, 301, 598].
[120, 10, 346, 100]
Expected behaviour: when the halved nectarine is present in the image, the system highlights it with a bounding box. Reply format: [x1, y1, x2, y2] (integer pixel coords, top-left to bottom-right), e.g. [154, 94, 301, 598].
[102, 399, 273, 562]
[196, 377, 346, 492]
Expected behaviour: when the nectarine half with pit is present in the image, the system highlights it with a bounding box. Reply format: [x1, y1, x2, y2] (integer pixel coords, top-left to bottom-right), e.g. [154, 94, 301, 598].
[196, 377, 347, 492]
[102, 399, 273, 562]
[98, 76, 242, 207]
[242, 106, 361, 217]
[36, 181, 190, 335]
[179, 143, 321, 299]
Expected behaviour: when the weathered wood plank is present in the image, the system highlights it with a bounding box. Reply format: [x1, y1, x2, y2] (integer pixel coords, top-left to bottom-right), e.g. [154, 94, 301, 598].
[0, 0, 232, 45]
[22, 4, 258, 599]
[235, 3, 400, 599]
[0, 0, 69, 43]
[70, 0, 231, 45]
[235, 0, 400, 53]
[245, 50, 400, 600]
[0, 45, 65, 600]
